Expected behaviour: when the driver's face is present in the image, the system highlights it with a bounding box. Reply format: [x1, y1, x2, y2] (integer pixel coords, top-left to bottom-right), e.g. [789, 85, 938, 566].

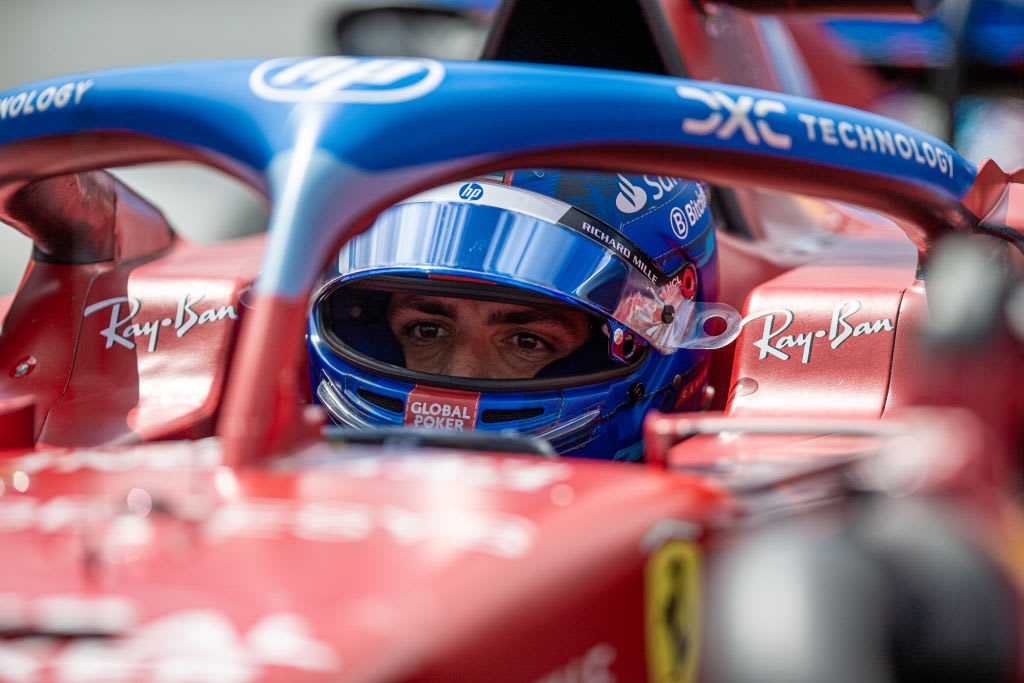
[387, 293, 592, 379]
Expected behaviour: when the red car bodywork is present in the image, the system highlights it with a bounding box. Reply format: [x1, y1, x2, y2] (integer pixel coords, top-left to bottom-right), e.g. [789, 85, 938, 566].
[0, 2, 1023, 682]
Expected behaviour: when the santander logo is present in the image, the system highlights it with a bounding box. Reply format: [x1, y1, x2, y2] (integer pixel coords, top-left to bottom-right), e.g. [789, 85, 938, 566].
[615, 174, 647, 214]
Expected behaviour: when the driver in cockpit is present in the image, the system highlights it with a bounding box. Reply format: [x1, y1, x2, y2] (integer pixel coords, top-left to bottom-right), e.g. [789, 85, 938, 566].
[306, 170, 737, 460]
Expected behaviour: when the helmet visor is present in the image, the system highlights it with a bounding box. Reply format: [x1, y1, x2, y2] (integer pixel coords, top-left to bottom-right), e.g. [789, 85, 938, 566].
[316, 275, 638, 382]
[330, 182, 739, 353]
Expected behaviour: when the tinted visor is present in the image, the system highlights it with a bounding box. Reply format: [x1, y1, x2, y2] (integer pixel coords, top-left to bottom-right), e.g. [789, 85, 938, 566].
[317, 276, 635, 381]
[330, 182, 739, 353]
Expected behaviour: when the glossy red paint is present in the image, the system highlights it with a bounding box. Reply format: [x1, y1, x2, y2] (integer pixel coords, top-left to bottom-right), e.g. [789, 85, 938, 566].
[0, 444, 726, 682]
[656, 0, 886, 111]
[217, 290, 321, 467]
[0, 260, 110, 443]
[726, 264, 915, 420]
[0, 236, 263, 448]
[0, 11, 1021, 680]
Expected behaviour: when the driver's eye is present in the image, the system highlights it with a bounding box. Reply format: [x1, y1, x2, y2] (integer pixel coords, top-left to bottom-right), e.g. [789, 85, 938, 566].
[512, 333, 549, 351]
[409, 321, 445, 340]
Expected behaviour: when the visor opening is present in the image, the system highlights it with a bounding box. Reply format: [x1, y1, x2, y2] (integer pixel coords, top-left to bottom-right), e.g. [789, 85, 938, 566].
[316, 276, 647, 391]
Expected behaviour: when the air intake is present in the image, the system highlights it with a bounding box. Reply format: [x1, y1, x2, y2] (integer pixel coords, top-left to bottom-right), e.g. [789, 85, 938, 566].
[357, 388, 404, 414]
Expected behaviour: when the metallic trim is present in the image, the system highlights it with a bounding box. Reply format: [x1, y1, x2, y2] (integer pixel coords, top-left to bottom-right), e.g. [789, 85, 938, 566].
[316, 379, 372, 429]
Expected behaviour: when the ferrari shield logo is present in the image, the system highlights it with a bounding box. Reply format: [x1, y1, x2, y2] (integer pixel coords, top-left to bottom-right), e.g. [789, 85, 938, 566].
[645, 540, 701, 683]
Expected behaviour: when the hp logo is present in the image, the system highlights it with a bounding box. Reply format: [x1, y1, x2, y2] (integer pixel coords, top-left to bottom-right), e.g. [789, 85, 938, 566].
[459, 183, 484, 201]
[250, 57, 445, 104]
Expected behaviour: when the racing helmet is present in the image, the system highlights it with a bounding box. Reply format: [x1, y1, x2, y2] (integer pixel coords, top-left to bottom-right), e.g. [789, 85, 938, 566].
[307, 170, 740, 460]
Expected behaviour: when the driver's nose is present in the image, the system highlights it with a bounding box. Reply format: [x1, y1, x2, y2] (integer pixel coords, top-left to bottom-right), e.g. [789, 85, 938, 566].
[440, 334, 494, 379]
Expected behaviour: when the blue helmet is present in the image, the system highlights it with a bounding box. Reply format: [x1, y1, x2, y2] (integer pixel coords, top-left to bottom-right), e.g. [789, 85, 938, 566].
[307, 170, 739, 460]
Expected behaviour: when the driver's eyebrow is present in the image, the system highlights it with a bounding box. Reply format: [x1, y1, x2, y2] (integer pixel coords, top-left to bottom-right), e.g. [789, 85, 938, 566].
[393, 297, 456, 318]
[487, 308, 581, 334]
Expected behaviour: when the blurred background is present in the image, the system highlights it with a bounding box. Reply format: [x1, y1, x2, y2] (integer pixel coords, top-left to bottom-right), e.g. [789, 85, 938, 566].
[0, 0, 350, 294]
[0, 0, 1020, 295]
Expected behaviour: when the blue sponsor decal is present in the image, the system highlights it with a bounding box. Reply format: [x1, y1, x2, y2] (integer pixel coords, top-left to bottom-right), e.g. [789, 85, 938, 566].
[458, 182, 485, 201]
[674, 84, 962, 182]
[249, 57, 445, 104]
[0, 57, 981, 299]
[669, 206, 689, 240]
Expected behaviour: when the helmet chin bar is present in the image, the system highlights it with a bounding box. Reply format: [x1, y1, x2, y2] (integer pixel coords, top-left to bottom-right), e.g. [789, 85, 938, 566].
[315, 370, 604, 455]
[316, 378, 372, 429]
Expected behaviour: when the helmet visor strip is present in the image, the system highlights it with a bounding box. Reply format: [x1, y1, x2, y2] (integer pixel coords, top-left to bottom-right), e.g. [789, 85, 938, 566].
[331, 182, 740, 354]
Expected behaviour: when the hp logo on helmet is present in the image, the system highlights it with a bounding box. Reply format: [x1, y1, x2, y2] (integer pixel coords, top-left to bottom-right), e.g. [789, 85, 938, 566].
[459, 183, 484, 201]
[250, 57, 445, 103]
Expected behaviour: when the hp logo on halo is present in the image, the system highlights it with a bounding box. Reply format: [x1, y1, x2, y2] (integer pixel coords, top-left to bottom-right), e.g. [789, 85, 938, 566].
[670, 207, 689, 240]
[459, 183, 484, 201]
[250, 57, 445, 104]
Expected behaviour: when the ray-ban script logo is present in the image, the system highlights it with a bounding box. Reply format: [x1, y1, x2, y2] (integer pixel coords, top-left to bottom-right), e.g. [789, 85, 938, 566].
[741, 300, 894, 364]
[84, 293, 238, 353]
[250, 57, 445, 104]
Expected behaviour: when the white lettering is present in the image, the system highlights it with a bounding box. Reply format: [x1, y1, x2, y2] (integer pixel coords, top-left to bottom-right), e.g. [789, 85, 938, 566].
[742, 300, 895, 363]
[678, 86, 788, 147]
[413, 414, 465, 430]
[581, 221, 631, 259]
[73, 79, 93, 104]
[631, 254, 657, 284]
[409, 401, 472, 430]
[84, 297, 140, 350]
[819, 117, 838, 145]
[678, 85, 723, 135]
[909, 137, 926, 164]
[0, 79, 92, 121]
[894, 133, 914, 160]
[54, 83, 74, 108]
[875, 128, 895, 156]
[837, 121, 858, 149]
[937, 149, 950, 176]
[36, 86, 55, 111]
[714, 92, 758, 144]
[776, 331, 815, 364]
[85, 292, 238, 353]
[9, 93, 26, 117]
[798, 112, 817, 140]
[643, 175, 678, 202]
[685, 184, 708, 228]
[795, 114, 955, 180]
[855, 124, 876, 152]
[922, 141, 937, 167]
[753, 98, 792, 149]
[742, 309, 795, 361]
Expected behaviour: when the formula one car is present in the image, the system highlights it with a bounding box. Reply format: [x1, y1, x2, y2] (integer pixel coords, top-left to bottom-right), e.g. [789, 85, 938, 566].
[0, 10, 1023, 683]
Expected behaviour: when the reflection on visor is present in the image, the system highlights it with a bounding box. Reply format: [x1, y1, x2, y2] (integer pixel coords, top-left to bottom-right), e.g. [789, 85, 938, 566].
[333, 186, 741, 353]
[612, 268, 742, 353]
[319, 278, 635, 381]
